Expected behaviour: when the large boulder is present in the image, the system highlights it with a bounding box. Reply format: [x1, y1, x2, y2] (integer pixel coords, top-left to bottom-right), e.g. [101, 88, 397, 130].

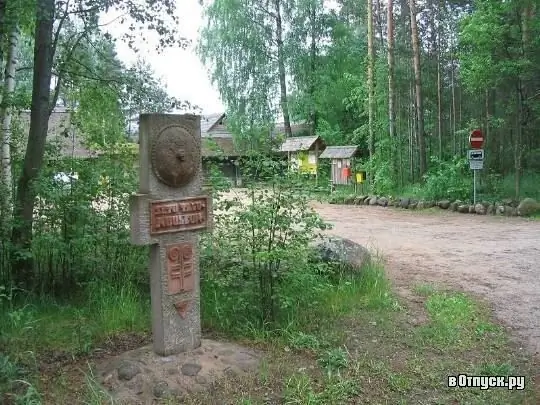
[517, 198, 540, 216]
[310, 236, 371, 273]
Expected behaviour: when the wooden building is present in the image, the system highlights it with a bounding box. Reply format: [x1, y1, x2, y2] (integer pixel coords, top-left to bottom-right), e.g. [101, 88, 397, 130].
[277, 135, 326, 175]
[319, 145, 361, 185]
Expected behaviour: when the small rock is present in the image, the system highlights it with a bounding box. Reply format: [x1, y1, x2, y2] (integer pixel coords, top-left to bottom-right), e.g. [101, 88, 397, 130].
[517, 198, 540, 216]
[496, 205, 505, 215]
[417, 200, 425, 209]
[438, 200, 451, 209]
[469, 205, 475, 213]
[181, 363, 202, 377]
[117, 361, 141, 381]
[487, 204, 495, 215]
[475, 203, 486, 215]
[368, 196, 378, 206]
[153, 381, 170, 398]
[504, 206, 517, 216]
[424, 200, 435, 208]
[449, 202, 458, 211]
[502, 198, 518, 207]
[457, 204, 469, 213]
[409, 200, 418, 209]
[344, 195, 355, 204]
[377, 197, 388, 207]
[353, 195, 365, 205]
[399, 197, 410, 209]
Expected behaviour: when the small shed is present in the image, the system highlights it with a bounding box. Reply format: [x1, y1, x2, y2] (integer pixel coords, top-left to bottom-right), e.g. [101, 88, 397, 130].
[277, 135, 326, 175]
[319, 145, 361, 185]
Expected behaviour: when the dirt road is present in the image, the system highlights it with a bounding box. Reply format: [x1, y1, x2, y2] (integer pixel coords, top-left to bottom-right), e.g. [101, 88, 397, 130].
[311, 202, 540, 356]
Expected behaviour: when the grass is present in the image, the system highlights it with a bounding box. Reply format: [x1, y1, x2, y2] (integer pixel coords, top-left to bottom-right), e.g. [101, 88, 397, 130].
[1, 259, 537, 404]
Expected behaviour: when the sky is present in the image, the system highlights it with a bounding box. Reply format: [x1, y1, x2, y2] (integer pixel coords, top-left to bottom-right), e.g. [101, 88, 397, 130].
[100, 0, 225, 115]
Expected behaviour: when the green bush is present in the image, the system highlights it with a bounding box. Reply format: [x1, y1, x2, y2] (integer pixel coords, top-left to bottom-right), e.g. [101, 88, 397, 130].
[200, 154, 332, 332]
[421, 156, 472, 201]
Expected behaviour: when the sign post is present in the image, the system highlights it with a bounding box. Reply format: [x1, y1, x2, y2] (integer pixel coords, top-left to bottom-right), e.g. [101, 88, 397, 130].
[468, 129, 485, 205]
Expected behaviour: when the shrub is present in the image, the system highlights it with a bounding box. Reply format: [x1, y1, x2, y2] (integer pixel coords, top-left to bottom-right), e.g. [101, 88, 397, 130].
[200, 153, 331, 332]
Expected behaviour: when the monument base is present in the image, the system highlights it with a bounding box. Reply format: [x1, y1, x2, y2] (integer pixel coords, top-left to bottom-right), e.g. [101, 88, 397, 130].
[95, 339, 261, 404]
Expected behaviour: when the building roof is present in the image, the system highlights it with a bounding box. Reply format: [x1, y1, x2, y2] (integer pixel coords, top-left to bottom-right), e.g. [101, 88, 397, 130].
[319, 145, 360, 159]
[278, 135, 324, 152]
[201, 113, 226, 135]
[15, 109, 100, 159]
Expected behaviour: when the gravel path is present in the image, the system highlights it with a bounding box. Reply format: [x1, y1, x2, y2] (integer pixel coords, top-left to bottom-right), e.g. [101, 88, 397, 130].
[311, 203, 540, 356]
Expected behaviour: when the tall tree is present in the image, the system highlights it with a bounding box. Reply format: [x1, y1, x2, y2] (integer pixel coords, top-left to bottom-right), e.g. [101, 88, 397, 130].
[387, 0, 396, 173]
[11, 0, 55, 285]
[0, 25, 19, 229]
[367, 0, 375, 186]
[408, 0, 426, 177]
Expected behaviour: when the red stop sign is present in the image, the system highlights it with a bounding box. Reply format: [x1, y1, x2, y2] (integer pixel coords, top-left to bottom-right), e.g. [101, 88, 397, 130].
[469, 129, 484, 149]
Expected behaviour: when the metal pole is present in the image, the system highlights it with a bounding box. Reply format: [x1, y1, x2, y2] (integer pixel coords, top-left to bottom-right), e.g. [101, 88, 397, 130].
[473, 169, 477, 205]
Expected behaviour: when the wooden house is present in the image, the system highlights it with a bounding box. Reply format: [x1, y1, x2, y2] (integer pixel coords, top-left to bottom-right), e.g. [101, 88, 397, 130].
[277, 135, 326, 175]
[319, 145, 362, 185]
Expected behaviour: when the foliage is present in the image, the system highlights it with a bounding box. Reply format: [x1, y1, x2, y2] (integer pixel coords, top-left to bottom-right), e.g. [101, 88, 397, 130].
[201, 154, 331, 329]
[420, 156, 472, 201]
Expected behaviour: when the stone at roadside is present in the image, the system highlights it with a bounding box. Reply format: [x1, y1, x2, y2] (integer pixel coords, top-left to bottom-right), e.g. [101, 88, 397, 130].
[496, 205, 505, 215]
[310, 235, 371, 273]
[399, 197, 410, 209]
[468, 205, 475, 213]
[354, 195, 366, 205]
[475, 203, 486, 215]
[368, 196, 378, 206]
[409, 200, 418, 209]
[417, 200, 425, 209]
[424, 200, 435, 208]
[377, 197, 388, 207]
[505, 206, 517, 216]
[344, 195, 356, 204]
[457, 204, 469, 213]
[502, 198, 519, 208]
[487, 204, 495, 215]
[438, 200, 451, 209]
[517, 198, 540, 216]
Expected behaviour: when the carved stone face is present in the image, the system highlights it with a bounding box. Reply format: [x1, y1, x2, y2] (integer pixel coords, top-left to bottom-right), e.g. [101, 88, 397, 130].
[151, 125, 200, 188]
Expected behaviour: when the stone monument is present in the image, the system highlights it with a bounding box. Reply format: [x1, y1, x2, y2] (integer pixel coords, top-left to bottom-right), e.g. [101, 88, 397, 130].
[130, 114, 212, 356]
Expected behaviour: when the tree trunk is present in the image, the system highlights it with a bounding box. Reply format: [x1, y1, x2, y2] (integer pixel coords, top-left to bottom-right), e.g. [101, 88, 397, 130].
[11, 0, 55, 288]
[387, 0, 397, 178]
[450, 35, 456, 156]
[436, 0, 442, 160]
[367, 0, 375, 187]
[309, 0, 317, 136]
[0, 0, 6, 85]
[0, 25, 19, 231]
[275, 0, 292, 137]
[408, 0, 426, 177]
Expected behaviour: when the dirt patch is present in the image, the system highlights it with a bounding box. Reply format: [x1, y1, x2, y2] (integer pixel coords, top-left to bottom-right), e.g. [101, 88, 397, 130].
[312, 202, 540, 357]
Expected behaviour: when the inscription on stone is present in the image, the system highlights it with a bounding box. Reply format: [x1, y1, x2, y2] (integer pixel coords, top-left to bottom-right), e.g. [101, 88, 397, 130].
[167, 243, 194, 294]
[150, 196, 208, 235]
